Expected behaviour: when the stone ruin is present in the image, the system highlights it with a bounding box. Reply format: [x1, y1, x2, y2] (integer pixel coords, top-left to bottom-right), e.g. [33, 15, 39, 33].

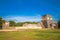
[2, 21, 9, 29]
[41, 14, 57, 29]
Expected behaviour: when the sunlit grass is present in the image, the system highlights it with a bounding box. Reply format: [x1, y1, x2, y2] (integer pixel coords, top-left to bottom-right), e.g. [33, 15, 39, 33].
[0, 29, 60, 40]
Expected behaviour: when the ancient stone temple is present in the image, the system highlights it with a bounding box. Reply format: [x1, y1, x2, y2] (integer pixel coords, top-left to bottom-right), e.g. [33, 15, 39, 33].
[2, 21, 9, 29]
[41, 14, 57, 29]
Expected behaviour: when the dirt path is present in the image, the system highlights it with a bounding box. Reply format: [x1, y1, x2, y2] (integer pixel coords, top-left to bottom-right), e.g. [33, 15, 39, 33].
[0, 29, 18, 32]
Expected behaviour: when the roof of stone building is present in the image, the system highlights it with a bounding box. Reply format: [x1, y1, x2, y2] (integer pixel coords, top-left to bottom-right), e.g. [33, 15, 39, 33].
[42, 14, 52, 18]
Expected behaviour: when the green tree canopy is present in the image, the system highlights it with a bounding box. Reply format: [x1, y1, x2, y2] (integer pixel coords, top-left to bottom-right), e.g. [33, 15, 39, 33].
[58, 20, 60, 28]
[0, 16, 2, 29]
[9, 20, 16, 26]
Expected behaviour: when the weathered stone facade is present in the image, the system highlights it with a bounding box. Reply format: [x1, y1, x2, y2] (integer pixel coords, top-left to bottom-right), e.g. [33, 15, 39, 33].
[2, 21, 9, 29]
[41, 14, 57, 29]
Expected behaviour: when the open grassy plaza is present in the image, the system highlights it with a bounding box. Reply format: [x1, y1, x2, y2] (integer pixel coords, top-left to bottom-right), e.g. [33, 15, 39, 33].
[0, 29, 60, 40]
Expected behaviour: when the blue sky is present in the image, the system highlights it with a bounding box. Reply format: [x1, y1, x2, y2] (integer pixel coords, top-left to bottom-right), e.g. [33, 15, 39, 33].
[0, 0, 60, 22]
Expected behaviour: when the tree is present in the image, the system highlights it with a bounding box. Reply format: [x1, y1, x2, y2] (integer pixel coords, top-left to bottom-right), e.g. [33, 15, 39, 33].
[16, 22, 24, 26]
[0, 17, 2, 29]
[2, 20, 6, 23]
[9, 20, 16, 27]
[58, 20, 60, 28]
[24, 22, 37, 24]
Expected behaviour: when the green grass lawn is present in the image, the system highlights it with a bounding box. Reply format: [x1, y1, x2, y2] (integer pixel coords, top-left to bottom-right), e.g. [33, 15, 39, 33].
[0, 29, 60, 40]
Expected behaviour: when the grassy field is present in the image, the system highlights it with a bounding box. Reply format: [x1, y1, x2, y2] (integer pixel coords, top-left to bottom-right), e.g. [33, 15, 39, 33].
[0, 29, 60, 40]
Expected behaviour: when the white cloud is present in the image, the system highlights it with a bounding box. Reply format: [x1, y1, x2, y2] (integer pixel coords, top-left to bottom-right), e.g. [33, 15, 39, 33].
[3, 15, 42, 22]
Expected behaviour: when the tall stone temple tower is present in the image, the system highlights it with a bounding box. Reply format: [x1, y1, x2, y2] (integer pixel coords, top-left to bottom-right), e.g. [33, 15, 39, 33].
[42, 14, 56, 29]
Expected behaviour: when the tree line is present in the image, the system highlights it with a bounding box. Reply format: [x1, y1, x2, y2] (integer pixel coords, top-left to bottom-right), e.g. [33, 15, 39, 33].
[9, 21, 37, 27]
